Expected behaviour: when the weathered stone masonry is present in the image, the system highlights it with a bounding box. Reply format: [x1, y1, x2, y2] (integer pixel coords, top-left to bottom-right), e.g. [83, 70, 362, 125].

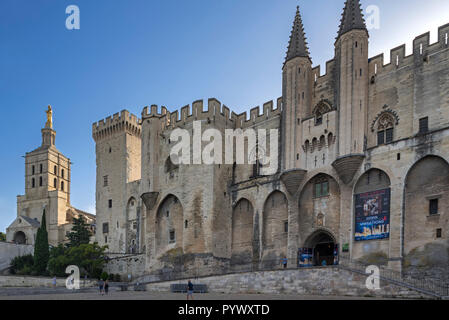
[92, 1, 449, 279]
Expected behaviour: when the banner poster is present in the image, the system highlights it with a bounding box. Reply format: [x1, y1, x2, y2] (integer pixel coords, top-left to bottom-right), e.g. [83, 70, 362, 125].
[298, 248, 313, 268]
[354, 188, 391, 241]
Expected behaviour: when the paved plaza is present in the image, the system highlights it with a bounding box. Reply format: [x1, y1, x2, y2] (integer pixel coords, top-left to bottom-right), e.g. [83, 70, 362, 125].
[0, 287, 396, 300]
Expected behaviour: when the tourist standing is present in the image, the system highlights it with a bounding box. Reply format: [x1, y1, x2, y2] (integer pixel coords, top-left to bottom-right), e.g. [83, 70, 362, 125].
[104, 280, 109, 295]
[52, 276, 57, 289]
[187, 280, 194, 300]
[99, 279, 104, 295]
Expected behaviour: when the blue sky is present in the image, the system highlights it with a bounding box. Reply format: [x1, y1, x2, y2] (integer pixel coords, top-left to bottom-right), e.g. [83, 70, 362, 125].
[1, 0, 448, 232]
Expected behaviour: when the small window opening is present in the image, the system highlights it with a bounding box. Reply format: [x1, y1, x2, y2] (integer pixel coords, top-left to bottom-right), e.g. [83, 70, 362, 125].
[284, 221, 289, 233]
[419, 43, 423, 55]
[436, 228, 442, 238]
[397, 153, 401, 161]
[396, 55, 399, 66]
[419, 117, 429, 133]
[429, 199, 439, 215]
[169, 230, 175, 243]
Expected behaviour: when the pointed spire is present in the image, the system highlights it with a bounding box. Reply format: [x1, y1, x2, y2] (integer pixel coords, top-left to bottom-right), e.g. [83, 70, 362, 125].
[336, 0, 367, 40]
[285, 6, 311, 64]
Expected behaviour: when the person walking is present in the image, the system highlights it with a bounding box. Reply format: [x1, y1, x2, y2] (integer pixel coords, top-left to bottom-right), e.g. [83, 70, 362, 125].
[104, 280, 109, 295]
[98, 279, 104, 295]
[52, 276, 57, 289]
[186, 280, 194, 300]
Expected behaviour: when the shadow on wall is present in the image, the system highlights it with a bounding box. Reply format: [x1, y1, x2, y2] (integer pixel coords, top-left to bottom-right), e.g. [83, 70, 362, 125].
[404, 240, 449, 280]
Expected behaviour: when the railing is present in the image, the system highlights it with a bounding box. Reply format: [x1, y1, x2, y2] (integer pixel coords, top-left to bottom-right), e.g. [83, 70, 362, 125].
[337, 256, 449, 298]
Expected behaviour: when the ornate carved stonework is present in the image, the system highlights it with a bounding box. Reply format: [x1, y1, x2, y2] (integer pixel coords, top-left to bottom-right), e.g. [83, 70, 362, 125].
[371, 108, 399, 132]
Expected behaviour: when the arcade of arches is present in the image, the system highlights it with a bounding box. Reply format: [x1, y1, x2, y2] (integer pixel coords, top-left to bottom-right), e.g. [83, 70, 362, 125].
[149, 157, 449, 271]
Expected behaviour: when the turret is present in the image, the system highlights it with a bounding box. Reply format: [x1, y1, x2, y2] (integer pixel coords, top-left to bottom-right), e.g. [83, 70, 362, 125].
[332, 0, 369, 184]
[282, 6, 313, 171]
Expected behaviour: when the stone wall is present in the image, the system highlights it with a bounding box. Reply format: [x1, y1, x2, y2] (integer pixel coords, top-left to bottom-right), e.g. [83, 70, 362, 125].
[104, 254, 145, 279]
[145, 267, 433, 299]
[0, 275, 96, 288]
[0, 242, 34, 271]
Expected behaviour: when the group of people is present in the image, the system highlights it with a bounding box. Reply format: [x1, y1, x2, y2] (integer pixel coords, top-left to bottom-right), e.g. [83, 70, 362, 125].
[98, 279, 110, 295]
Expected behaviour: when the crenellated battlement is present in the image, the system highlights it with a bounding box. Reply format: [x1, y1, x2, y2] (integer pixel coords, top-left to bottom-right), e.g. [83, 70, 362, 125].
[368, 23, 449, 78]
[312, 59, 335, 85]
[141, 97, 283, 131]
[308, 23, 449, 85]
[92, 110, 141, 141]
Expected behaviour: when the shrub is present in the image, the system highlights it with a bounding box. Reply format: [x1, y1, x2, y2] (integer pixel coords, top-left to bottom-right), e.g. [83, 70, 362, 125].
[114, 274, 121, 282]
[10, 254, 34, 275]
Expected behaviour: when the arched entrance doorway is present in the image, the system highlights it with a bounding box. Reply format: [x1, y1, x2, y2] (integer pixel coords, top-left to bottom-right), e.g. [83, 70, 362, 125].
[13, 231, 26, 244]
[304, 230, 336, 266]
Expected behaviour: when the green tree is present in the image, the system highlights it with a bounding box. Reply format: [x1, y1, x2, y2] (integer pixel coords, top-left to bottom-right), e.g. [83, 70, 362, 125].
[48, 243, 108, 279]
[33, 210, 50, 274]
[67, 216, 91, 247]
[0, 232, 6, 242]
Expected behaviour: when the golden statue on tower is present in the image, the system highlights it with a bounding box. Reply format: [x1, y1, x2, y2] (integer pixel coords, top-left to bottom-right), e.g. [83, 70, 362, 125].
[45, 105, 53, 129]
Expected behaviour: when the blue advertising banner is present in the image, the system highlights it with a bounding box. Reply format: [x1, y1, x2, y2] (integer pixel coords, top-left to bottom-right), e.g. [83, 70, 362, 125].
[354, 188, 391, 241]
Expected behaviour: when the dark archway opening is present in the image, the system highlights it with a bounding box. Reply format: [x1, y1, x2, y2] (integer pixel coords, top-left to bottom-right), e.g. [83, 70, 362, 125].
[13, 231, 26, 245]
[305, 231, 336, 266]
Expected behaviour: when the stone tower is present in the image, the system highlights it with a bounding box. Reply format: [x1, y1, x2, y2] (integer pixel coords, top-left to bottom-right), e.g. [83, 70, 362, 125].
[92, 111, 141, 252]
[282, 6, 313, 171]
[7, 106, 95, 246]
[332, 0, 369, 183]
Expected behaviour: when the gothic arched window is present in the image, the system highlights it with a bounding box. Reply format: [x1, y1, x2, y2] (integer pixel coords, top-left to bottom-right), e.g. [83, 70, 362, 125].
[313, 101, 332, 126]
[377, 113, 395, 145]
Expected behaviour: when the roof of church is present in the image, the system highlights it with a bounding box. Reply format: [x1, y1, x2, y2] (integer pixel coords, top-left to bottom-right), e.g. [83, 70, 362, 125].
[20, 216, 41, 228]
[337, 0, 367, 40]
[285, 6, 310, 64]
